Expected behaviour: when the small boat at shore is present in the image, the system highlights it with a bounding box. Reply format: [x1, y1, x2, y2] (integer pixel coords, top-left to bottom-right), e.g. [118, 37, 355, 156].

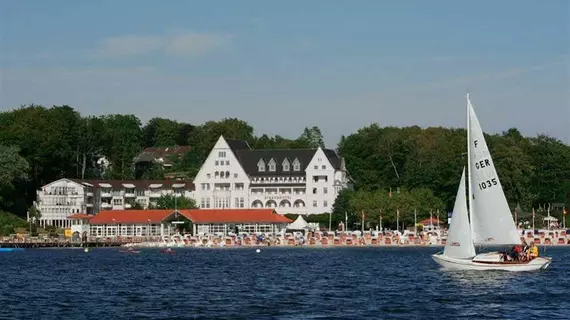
[160, 248, 176, 254]
[120, 247, 141, 254]
[0, 248, 25, 252]
[432, 95, 551, 272]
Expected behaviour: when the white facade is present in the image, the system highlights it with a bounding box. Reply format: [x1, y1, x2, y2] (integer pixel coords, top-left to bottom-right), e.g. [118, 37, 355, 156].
[35, 178, 195, 228]
[193, 137, 251, 210]
[193, 136, 353, 215]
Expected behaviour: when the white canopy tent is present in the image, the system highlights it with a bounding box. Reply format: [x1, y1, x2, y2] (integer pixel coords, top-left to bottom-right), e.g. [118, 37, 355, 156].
[287, 215, 310, 230]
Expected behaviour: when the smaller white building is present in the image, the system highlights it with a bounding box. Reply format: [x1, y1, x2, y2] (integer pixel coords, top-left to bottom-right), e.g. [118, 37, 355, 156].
[35, 178, 195, 228]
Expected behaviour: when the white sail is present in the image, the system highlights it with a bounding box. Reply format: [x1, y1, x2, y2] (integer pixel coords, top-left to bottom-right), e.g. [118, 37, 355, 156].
[443, 167, 476, 258]
[467, 98, 521, 245]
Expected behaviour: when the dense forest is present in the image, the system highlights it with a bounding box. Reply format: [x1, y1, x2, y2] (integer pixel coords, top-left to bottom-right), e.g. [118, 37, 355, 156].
[1, 104, 569, 230]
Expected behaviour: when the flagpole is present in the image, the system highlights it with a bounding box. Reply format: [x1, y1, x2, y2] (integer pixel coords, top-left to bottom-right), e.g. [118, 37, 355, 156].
[514, 204, 518, 228]
[414, 208, 417, 235]
[532, 207, 536, 232]
[546, 203, 550, 230]
[436, 209, 440, 229]
[361, 211, 365, 233]
[345, 211, 348, 232]
[396, 208, 399, 233]
[328, 211, 332, 232]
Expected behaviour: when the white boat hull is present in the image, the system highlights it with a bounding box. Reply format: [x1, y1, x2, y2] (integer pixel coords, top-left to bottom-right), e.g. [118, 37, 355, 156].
[432, 252, 551, 272]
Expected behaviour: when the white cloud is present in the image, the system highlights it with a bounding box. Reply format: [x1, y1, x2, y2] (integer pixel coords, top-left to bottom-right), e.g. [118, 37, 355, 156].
[92, 32, 232, 58]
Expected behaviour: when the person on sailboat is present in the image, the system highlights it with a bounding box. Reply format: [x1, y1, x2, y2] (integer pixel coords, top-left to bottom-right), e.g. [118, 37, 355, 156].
[510, 245, 523, 261]
[527, 242, 539, 260]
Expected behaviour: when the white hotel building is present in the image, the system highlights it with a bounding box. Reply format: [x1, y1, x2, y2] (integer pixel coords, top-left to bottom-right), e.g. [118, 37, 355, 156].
[193, 136, 353, 215]
[35, 179, 194, 228]
[34, 136, 353, 227]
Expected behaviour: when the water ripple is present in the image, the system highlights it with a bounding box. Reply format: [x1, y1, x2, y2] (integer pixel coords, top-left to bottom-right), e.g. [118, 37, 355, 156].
[0, 247, 568, 319]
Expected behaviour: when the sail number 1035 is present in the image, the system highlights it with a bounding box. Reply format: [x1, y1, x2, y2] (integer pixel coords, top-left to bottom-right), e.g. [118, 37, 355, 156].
[478, 178, 498, 190]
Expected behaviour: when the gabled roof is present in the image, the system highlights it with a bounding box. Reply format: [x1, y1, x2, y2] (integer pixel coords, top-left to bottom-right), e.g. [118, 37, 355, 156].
[181, 209, 292, 224]
[89, 210, 173, 224]
[323, 149, 341, 170]
[87, 209, 293, 224]
[68, 214, 95, 220]
[134, 146, 191, 165]
[234, 149, 317, 176]
[226, 139, 251, 152]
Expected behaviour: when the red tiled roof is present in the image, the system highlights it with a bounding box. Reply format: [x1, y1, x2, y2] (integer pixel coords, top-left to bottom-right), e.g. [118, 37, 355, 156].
[180, 209, 293, 224]
[89, 210, 173, 224]
[88, 209, 292, 224]
[68, 214, 95, 219]
[420, 217, 443, 225]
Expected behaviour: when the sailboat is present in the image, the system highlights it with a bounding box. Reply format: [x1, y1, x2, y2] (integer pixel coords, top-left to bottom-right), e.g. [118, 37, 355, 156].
[432, 95, 552, 271]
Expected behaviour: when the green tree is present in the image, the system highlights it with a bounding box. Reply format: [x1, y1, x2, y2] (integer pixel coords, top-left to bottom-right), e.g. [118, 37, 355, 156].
[152, 194, 198, 209]
[142, 118, 190, 147]
[297, 126, 325, 148]
[100, 114, 143, 179]
[188, 118, 255, 160]
[76, 116, 105, 179]
[0, 211, 28, 236]
[27, 204, 41, 236]
[0, 145, 30, 211]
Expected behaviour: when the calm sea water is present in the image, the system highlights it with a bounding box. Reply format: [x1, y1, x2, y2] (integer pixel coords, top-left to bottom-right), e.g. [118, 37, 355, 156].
[0, 246, 568, 319]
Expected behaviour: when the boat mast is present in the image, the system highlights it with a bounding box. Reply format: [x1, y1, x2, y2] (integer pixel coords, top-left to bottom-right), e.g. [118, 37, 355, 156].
[466, 93, 475, 242]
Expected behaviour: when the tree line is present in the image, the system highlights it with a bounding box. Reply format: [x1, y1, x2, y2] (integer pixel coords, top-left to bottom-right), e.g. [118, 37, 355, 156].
[1, 104, 569, 231]
[0, 104, 325, 217]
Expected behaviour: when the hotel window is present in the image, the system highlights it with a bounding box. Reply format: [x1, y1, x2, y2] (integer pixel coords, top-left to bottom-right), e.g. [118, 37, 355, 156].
[292, 158, 301, 171]
[258, 159, 266, 172]
[206, 198, 211, 208]
[234, 173, 238, 178]
[226, 160, 230, 165]
[314, 165, 318, 170]
[113, 199, 123, 205]
[324, 200, 328, 207]
[313, 188, 317, 194]
[322, 165, 326, 169]
[239, 197, 245, 208]
[218, 151, 226, 158]
[323, 187, 328, 194]
[215, 160, 219, 166]
[313, 200, 317, 207]
[207, 173, 211, 179]
[268, 159, 276, 172]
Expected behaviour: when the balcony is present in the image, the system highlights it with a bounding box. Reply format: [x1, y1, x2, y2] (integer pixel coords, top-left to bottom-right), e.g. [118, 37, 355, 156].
[101, 192, 112, 198]
[124, 192, 136, 198]
[149, 192, 162, 198]
[101, 203, 112, 208]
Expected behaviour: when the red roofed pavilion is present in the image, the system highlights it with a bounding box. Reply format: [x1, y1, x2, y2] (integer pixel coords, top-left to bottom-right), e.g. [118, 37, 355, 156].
[77, 209, 292, 239]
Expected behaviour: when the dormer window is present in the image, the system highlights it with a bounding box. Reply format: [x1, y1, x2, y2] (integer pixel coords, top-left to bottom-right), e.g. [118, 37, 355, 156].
[292, 158, 301, 171]
[268, 158, 276, 172]
[282, 158, 290, 171]
[258, 159, 266, 172]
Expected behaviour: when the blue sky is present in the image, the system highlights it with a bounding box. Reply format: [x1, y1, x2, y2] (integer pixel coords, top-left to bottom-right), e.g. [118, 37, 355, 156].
[1, 0, 568, 147]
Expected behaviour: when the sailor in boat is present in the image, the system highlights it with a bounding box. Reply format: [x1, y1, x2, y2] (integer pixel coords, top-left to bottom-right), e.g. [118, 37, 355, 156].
[526, 242, 539, 260]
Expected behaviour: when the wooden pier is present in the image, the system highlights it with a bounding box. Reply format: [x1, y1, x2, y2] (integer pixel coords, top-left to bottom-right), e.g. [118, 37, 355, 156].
[0, 241, 125, 249]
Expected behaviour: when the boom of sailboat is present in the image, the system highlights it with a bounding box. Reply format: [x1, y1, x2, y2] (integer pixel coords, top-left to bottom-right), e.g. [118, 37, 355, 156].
[432, 94, 552, 271]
